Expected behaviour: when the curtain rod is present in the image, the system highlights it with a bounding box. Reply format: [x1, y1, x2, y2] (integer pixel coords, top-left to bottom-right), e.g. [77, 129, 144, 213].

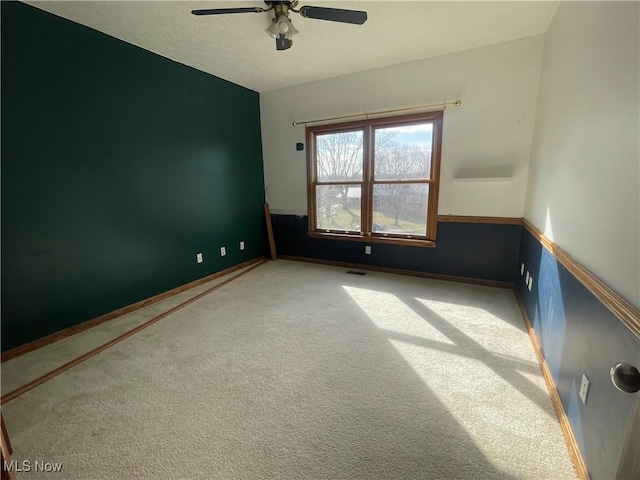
[291, 100, 462, 126]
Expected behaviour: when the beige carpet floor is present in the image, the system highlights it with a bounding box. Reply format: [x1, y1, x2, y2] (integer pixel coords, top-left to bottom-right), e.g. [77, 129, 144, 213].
[2, 260, 576, 479]
[1, 263, 257, 396]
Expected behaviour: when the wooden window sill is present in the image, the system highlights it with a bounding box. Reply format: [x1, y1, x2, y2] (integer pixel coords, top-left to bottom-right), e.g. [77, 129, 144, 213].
[308, 231, 436, 248]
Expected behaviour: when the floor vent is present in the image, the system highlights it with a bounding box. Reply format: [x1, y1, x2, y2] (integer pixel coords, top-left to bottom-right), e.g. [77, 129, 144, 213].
[346, 270, 367, 275]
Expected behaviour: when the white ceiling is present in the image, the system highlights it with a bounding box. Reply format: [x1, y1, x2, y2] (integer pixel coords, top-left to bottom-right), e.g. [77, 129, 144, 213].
[26, 1, 560, 92]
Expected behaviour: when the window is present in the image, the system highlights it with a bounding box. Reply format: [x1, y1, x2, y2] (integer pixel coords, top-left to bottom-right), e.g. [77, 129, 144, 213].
[306, 111, 443, 247]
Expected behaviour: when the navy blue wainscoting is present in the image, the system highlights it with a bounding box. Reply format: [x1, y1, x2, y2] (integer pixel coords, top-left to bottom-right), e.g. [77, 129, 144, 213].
[518, 228, 640, 480]
[271, 214, 521, 283]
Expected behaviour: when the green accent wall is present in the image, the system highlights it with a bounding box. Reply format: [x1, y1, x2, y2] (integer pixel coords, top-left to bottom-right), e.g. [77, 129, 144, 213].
[1, 2, 267, 351]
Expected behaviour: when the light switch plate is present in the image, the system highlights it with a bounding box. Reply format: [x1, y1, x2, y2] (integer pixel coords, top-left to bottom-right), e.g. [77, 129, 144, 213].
[579, 374, 590, 404]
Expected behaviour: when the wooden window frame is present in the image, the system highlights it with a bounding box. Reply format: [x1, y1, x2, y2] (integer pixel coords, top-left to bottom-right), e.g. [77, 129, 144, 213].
[306, 111, 443, 248]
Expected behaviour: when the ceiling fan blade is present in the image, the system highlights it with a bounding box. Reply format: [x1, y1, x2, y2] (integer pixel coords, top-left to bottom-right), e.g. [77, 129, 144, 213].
[191, 7, 264, 16]
[299, 6, 367, 25]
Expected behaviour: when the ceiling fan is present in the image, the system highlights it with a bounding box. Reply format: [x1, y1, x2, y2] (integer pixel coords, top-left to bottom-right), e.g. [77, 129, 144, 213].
[192, 1, 368, 51]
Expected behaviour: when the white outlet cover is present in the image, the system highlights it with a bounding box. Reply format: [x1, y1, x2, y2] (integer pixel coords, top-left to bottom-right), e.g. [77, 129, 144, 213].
[196, 253, 203, 263]
[240, 241, 245, 250]
[220, 247, 226, 256]
[365, 246, 372, 255]
[579, 374, 590, 404]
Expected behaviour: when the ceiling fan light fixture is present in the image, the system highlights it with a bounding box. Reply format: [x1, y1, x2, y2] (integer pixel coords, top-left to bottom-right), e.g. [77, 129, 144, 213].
[265, 13, 298, 40]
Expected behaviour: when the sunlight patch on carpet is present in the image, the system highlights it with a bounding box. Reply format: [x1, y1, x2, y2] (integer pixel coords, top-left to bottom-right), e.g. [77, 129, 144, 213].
[342, 282, 558, 477]
[341, 286, 456, 346]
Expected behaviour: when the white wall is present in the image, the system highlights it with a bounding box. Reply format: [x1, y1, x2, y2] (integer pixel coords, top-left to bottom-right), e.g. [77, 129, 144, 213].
[261, 35, 544, 217]
[525, 2, 639, 307]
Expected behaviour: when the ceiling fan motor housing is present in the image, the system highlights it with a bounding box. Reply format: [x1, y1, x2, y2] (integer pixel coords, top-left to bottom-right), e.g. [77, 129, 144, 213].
[265, 1, 296, 7]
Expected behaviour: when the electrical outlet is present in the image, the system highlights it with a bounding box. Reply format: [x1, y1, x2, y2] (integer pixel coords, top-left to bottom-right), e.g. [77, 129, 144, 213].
[579, 374, 590, 404]
[365, 245, 372, 255]
[196, 253, 203, 264]
[239, 241, 245, 251]
[521, 263, 525, 275]
[220, 247, 226, 256]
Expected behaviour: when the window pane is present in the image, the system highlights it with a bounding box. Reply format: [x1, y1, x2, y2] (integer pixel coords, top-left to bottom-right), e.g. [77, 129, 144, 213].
[372, 183, 429, 235]
[316, 130, 364, 182]
[374, 123, 432, 180]
[316, 185, 361, 232]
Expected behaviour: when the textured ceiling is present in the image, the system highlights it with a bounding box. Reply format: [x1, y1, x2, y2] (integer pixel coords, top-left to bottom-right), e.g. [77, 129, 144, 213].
[25, 1, 559, 92]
